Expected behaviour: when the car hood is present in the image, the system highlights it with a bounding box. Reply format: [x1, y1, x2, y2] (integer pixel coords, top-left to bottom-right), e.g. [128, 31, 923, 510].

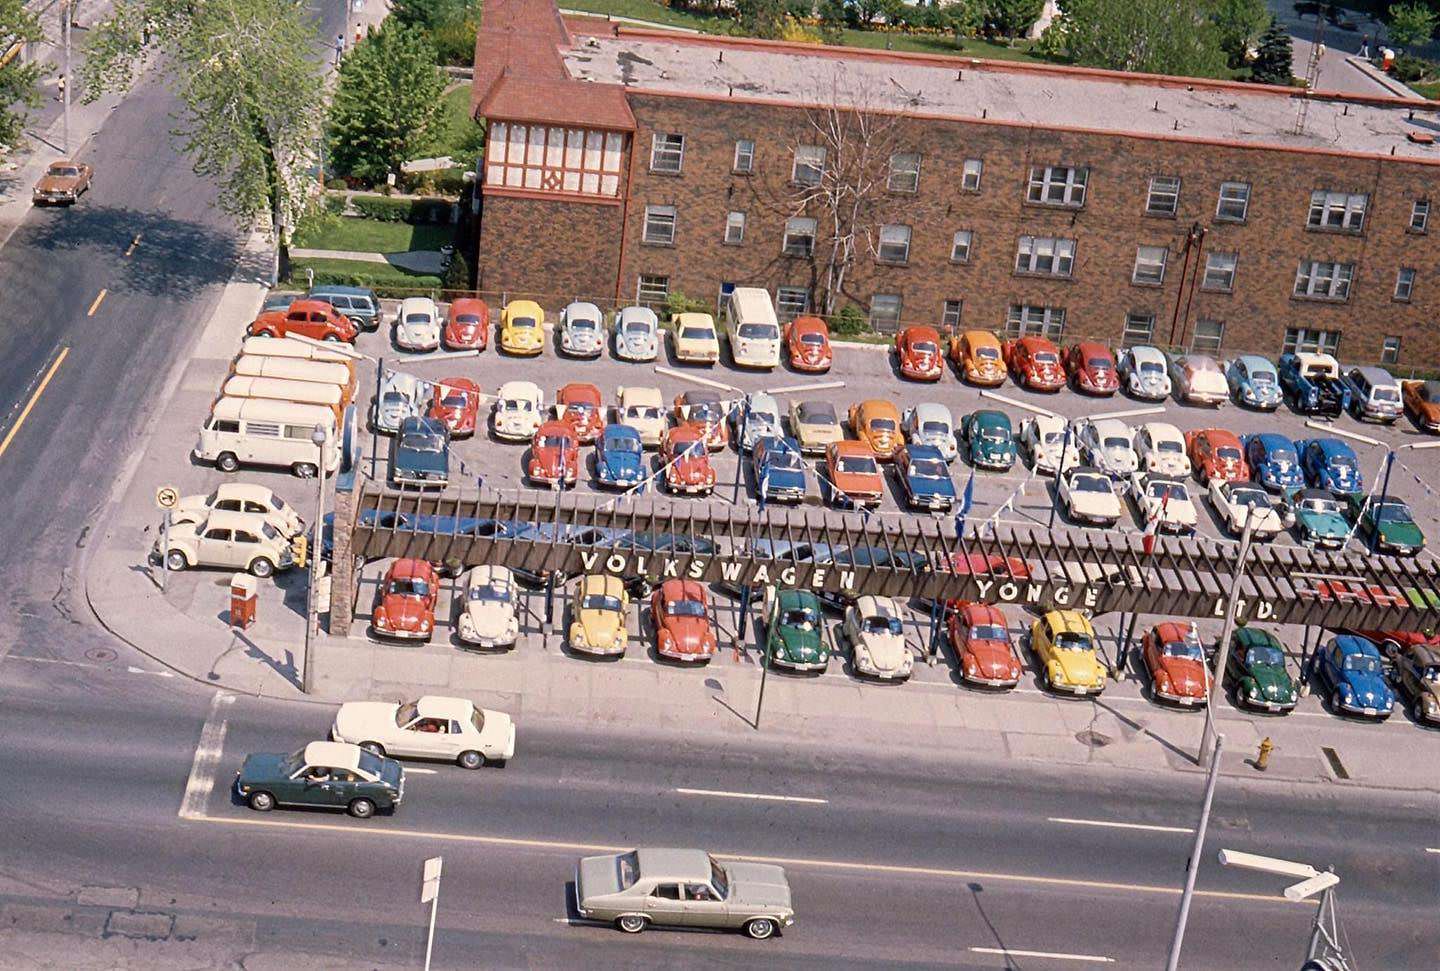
[660, 615, 712, 653]
[465, 601, 514, 637]
[1299, 510, 1349, 537]
[1249, 662, 1295, 698]
[763, 466, 807, 491]
[621, 331, 656, 349]
[1340, 670, 1391, 700]
[834, 470, 883, 492]
[776, 625, 824, 659]
[381, 594, 429, 629]
[578, 609, 623, 642]
[672, 455, 711, 481]
[334, 701, 400, 740]
[1072, 491, 1121, 516]
[564, 329, 601, 347]
[238, 752, 291, 785]
[858, 632, 908, 668]
[602, 450, 645, 476]
[397, 449, 447, 475]
[1155, 656, 1207, 694]
[908, 474, 956, 498]
[724, 863, 792, 911]
[1055, 649, 1103, 683]
[1378, 519, 1425, 546]
[399, 320, 438, 336]
[967, 640, 1017, 676]
[975, 438, 1013, 458]
[35, 173, 83, 192]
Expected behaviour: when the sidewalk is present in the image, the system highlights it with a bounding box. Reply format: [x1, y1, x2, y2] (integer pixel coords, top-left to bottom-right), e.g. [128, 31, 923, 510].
[291, 246, 446, 274]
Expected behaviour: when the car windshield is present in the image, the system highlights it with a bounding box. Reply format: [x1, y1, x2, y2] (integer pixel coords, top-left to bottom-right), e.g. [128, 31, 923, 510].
[1250, 371, 1274, 384]
[768, 450, 802, 471]
[455, 314, 481, 326]
[1148, 482, 1188, 501]
[261, 522, 280, 541]
[565, 401, 596, 415]
[1330, 454, 1356, 469]
[539, 435, 570, 450]
[355, 750, 384, 778]
[800, 333, 825, 346]
[1042, 430, 1063, 446]
[511, 317, 537, 328]
[1423, 666, 1440, 684]
[1157, 440, 1183, 453]
[629, 406, 661, 420]
[570, 318, 597, 330]
[608, 436, 641, 454]
[469, 581, 512, 603]
[675, 439, 706, 459]
[666, 598, 706, 617]
[739, 323, 779, 339]
[783, 608, 817, 630]
[618, 851, 640, 890]
[1034, 351, 1059, 365]
[801, 404, 836, 424]
[624, 320, 651, 335]
[404, 313, 432, 325]
[395, 702, 419, 726]
[869, 418, 897, 433]
[1216, 446, 1242, 462]
[1087, 358, 1111, 370]
[1247, 646, 1285, 667]
[382, 391, 407, 408]
[501, 398, 533, 413]
[911, 458, 947, 478]
[1075, 475, 1111, 493]
[441, 393, 468, 408]
[912, 340, 938, 354]
[1268, 447, 1296, 463]
[864, 615, 903, 634]
[921, 421, 949, 436]
[1230, 488, 1270, 508]
[1140, 361, 1163, 375]
[1374, 386, 1400, 402]
[839, 456, 878, 475]
[708, 857, 729, 899]
[1302, 497, 1342, 516]
[400, 432, 443, 452]
[389, 578, 430, 597]
[582, 593, 622, 612]
[970, 624, 1007, 641]
[976, 346, 1000, 360]
[680, 327, 714, 341]
[1103, 436, 1129, 451]
[1373, 502, 1415, 524]
[270, 495, 287, 510]
[1343, 654, 1380, 674]
[980, 426, 1008, 442]
[1055, 632, 1092, 652]
[1163, 640, 1204, 661]
[688, 403, 720, 422]
[51, 165, 80, 176]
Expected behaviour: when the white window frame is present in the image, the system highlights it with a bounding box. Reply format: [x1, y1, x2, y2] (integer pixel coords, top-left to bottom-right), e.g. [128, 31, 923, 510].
[1201, 252, 1237, 292]
[1294, 260, 1354, 300]
[724, 211, 746, 245]
[1122, 311, 1155, 347]
[1191, 318, 1224, 355]
[733, 138, 755, 174]
[642, 205, 676, 245]
[1014, 235, 1075, 277]
[1026, 165, 1088, 207]
[1381, 336, 1401, 364]
[1216, 181, 1250, 222]
[1132, 245, 1169, 286]
[783, 216, 817, 258]
[636, 274, 670, 306]
[775, 287, 810, 321]
[961, 158, 983, 192]
[888, 152, 921, 193]
[876, 224, 911, 264]
[1146, 175, 1181, 216]
[942, 299, 963, 329]
[793, 145, 826, 186]
[869, 294, 903, 332]
[1394, 267, 1416, 301]
[1004, 304, 1066, 341]
[1410, 199, 1429, 233]
[950, 230, 973, 264]
[1282, 327, 1342, 356]
[649, 133, 685, 174]
[1307, 190, 1368, 232]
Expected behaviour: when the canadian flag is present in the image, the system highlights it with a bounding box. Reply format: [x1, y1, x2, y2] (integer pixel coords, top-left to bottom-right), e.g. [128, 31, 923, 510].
[1142, 486, 1172, 556]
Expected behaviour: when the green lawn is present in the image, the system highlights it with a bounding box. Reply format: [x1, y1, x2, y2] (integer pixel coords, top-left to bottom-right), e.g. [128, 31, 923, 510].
[287, 256, 442, 297]
[432, 84, 485, 164]
[293, 215, 453, 254]
[1408, 80, 1440, 100]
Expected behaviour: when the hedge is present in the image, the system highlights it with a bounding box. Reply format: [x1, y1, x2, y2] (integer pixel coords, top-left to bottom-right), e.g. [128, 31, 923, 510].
[287, 257, 443, 298]
[344, 194, 455, 225]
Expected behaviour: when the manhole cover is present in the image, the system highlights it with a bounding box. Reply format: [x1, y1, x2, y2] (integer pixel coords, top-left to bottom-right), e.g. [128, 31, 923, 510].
[1076, 730, 1114, 748]
[85, 647, 117, 662]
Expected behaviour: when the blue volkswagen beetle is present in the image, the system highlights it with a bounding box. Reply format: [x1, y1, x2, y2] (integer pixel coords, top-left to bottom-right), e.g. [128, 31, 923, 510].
[595, 424, 646, 489]
[896, 444, 957, 512]
[1226, 355, 1283, 411]
[1245, 434, 1305, 492]
[1298, 438, 1362, 494]
[753, 435, 808, 504]
[1310, 635, 1394, 720]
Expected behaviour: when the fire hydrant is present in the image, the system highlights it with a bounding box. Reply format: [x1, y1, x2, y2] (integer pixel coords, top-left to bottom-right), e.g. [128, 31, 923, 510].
[1256, 736, 1275, 772]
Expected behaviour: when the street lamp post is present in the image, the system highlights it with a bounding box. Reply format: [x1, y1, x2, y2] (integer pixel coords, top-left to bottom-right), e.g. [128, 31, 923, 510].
[1217, 849, 1348, 970]
[61, 1, 71, 154]
[1199, 504, 1258, 766]
[1165, 731, 1224, 971]
[1047, 421, 1073, 530]
[302, 424, 328, 694]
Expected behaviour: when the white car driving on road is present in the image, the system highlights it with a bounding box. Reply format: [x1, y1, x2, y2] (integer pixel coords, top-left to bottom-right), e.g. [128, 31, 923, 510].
[493, 381, 544, 441]
[331, 695, 516, 769]
[395, 296, 442, 352]
[457, 565, 520, 649]
[844, 595, 912, 681]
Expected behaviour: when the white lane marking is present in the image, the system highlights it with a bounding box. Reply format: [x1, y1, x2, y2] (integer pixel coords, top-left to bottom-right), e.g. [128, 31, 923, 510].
[1048, 817, 1193, 835]
[970, 946, 1115, 964]
[652, 365, 739, 393]
[764, 380, 847, 396]
[178, 690, 234, 820]
[405, 767, 439, 775]
[1426, 847, 1440, 854]
[674, 787, 828, 804]
[5, 655, 173, 677]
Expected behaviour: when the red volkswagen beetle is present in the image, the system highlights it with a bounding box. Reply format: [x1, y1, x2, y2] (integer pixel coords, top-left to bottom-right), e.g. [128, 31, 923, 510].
[372, 558, 438, 641]
[649, 579, 717, 663]
[895, 325, 944, 381]
[1185, 428, 1250, 484]
[442, 297, 490, 351]
[1142, 621, 1210, 708]
[1003, 337, 1065, 391]
[556, 382, 605, 444]
[527, 419, 579, 488]
[785, 315, 832, 372]
[1064, 342, 1120, 396]
[947, 601, 1023, 689]
[428, 378, 481, 438]
[662, 425, 715, 495]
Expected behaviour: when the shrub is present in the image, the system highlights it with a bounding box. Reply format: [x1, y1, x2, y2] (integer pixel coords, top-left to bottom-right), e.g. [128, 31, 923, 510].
[322, 193, 348, 215]
[288, 260, 442, 298]
[350, 195, 453, 224]
[443, 248, 472, 296]
[1390, 53, 1436, 82]
[324, 177, 348, 191]
[833, 304, 868, 336]
[431, 17, 478, 66]
[664, 290, 709, 320]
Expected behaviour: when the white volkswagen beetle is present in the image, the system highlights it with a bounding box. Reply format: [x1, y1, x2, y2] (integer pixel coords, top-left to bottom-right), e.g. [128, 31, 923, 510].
[616, 385, 666, 447]
[457, 565, 519, 648]
[1208, 480, 1285, 540]
[559, 301, 605, 358]
[1133, 422, 1192, 477]
[331, 695, 516, 769]
[1077, 418, 1138, 478]
[844, 595, 912, 681]
[173, 483, 303, 537]
[395, 296, 442, 352]
[493, 380, 544, 441]
[614, 305, 659, 361]
[1118, 345, 1172, 401]
[902, 402, 959, 463]
[1018, 414, 1079, 475]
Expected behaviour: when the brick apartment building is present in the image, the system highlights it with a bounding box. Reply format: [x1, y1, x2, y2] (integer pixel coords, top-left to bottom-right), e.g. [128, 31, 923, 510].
[471, 0, 1440, 366]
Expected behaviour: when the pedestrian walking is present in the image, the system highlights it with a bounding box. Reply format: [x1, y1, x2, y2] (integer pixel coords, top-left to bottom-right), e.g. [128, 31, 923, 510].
[1358, 34, 1371, 59]
[55, 73, 65, 102]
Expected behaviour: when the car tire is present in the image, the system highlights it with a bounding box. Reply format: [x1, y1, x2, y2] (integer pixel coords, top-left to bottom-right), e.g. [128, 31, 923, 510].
[745, 917, 777, 940]
[1413, 699, 1426, 723]
[348, 797, 376, 819]
[359, 741, 385, 757]
[249, 558, 275, 579]
[323, 334, 341, 342]
[616, 915, 648, 934]
[293, 462, 318, 478]
[216, 452, 241, 473]
[1380, 639, 1401, 659]
[458, 750, 485, 770]
[1331, 689, 1343, 714]
[165, 550, 188, 572]
[248, 790, 276, 812]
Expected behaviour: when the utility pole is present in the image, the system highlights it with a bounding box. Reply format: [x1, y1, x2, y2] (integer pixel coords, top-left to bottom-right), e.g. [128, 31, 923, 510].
[61, 1, 71, 154]
[1166, 732, 1224, 971]
[1199, 505, 1257, 766]
[303, 424, 328, 693]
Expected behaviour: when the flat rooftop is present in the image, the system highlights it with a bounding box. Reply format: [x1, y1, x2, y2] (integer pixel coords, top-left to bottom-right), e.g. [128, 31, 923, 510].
[562, 33, 1440, 161]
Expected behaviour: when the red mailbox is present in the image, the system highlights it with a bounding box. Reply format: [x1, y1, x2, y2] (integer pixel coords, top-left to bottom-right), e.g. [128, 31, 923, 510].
[230, 574, 258, 630]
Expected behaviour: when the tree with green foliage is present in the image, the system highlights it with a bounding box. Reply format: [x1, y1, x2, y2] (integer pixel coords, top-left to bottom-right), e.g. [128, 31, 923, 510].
[328, 24, 447, 186]
[391, 0, 473, 32]
[1388, 2, 1439, 49]
[734, 0, 789, 38]
[1210, 0, 1270, 68]
[1250, 19, 1294, 85]
[443, 247, 471, 295]
[1057, 0, 1228, 78]
[0, 0, 44, 150]
[81, 0, 322, 278]
[983, 0, 1045, 39]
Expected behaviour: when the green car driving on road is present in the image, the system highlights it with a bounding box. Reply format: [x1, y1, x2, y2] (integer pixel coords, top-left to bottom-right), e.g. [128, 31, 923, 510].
[236, 741, 404, 818]
[766, 588, 829, 671]
[1222, 628, 1297, 713]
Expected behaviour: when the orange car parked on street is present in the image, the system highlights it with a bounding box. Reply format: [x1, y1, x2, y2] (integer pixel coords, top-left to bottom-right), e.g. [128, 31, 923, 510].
[848, 399, 904, 460]
[1003, 336, 1065, 391]
[1142, 621, 1211, 708]
[947, 601, 1023, 689]
[442, 297, 490, 351]
[649, 579, 718, 663]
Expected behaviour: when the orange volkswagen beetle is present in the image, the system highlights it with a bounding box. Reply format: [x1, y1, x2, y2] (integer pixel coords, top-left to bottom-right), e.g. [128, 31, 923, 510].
[785, 316, 832, 372]
[848, 399, 904, 460]
[895, 325, 944, 381]
[950, 330, 1006, 387]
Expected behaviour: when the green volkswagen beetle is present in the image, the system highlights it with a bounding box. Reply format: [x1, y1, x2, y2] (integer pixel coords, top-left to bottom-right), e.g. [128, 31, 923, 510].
[235, 741, 404, 818]
[1283, 487, 1349, 550]
[1221, 628, 1297, 713]
[961, 409, 1016, 471]
[1344, 494, 1426, 556]
[765, 588, 828, 671]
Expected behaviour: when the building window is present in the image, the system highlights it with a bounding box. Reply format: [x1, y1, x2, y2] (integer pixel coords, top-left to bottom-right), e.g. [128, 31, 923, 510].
[876, 224, 911, 264]
[1132, 245, 1168, 286]
[1146, 175, 1181, 216]
[1191, 319, 1224, 355]
[642, 205, 676, 245]
[1026, 165, 1088, 207]
[1122, 311, 1156, 347]
[962, 158, 983, 192]
[1394, 267, 1416, 301]
[1410, 199, 1429, 233]
[636, 274, 670, 306]
[1216, 181, 1250, 222]
[1294, 260, 1354, 300]
[888, 152, 920, 193]
[793, 145, 825, 186]
[942, 299, 963, 329]
[869, 294, 903, 332]
[1004, 304, 1066, 341]
[776, 287, 810, 321]
[950, 230, 973, 263]
[733, 138, 755, 174]
[484, 122, 625, 198]
[1202, 252, 1237, 292]
[649, 133, 684, 174]
[1282, 327, 1342, 356]
[1307, 190, 1367, 232]
[1381, 336, 1401, 364]
[724, 211, 746, 245]
[1014, 236, 1075, 277]
[783, 216, 817, 258]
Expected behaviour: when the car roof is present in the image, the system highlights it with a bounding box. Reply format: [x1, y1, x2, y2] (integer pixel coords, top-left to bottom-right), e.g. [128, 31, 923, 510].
[398, 415, 447, 435]
[681, 389, 722, 404]
[906, 444, 946, 461]
[746, 391, 779, 409]
[309, 284, 375, 298]
[962, 601, 1006, 624]
[912, 402, 951, 422]
[505, 299, 544, 316]
[1234, 627, 1280, 648]
[673, 312, 715, 327]
[1315, 438, 1354, 456]
[211, 483, 275, 502]
[1252, 432, 1294, 448]
[1352, 365, 1398, 385]
[634, 848, 712, 881]
[604, 423, 641, 440]
[1235, 354, 1275, 371]
[618, 305, 657, 324]
[962, 329, 1001, 347]
[304, 741, 361, 770]
[1185, 354, 1221, 370]
[1293, 351, 1338, 367]
[535, 419, 575, 437]
[437, 377, 480, 394]
[658, 578, 707, 601]
[1139, 421, 1183, 441]
[399, 296, 437, 313]
[386, 557, 436, 581]
[903, 325, 941, 340]
[1043, 610, 1094, 634]
[1017, 336, 1057, 350]
[1128, 345, 1165, 362]
[416, 696, 475, 719]
[200, 509, 281, 532]
[972, 408, 1010, 425]
[832, 440, 876, 456]
[1333, 634, 1381, 656]
[791, 315, 827, 333]
[449, 296, 488, 312]
[621, 385, 662, 405]
[1091, 418, 1130, 435]
[1072, 341, 1111, 356]
[777, 587, 820, 608]
[559, 382, 602, 402]
[466, 564, 514, 586]
[1153, 620, 1197, 643]
[797, 399, 835, 418]
[667, 424, 705, 443]
[498, 380, 541, 399]
[1068, 465, 1108, 479]
[1294, 487, 1338, 501]
[1030, 413, 1065, 432]
[1196, 428, 1242, 445]
[855, 594, 902, 617]
[581, 574, 625, 597]
[564, 301, 602, 317]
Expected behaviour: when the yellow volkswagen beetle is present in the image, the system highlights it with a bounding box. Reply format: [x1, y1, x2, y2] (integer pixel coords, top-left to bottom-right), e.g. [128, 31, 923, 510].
[569, 574, 629, 657]
[1030, 610, 1107, 696]
[500, 299, 546, 356]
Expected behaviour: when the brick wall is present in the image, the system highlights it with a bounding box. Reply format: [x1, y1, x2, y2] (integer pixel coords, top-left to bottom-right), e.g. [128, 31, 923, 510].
[476, 193, 626, 307]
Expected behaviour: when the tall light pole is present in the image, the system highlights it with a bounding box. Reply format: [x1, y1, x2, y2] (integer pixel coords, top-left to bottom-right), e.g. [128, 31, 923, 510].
[61, 1, 71, 154]
[1199, 504, 1257, 766]
[1166, 731, 1224, 971]
[303, 423, 328, 694]
[1217, 850, 1348, 970]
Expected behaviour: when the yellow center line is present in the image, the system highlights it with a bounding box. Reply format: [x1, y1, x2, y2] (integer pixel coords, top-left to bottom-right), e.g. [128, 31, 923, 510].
[0, 346, 69, 461]
[87, 289, 108, 316]
[124, 234, 142, 257]
[182, 814, 1300, 906]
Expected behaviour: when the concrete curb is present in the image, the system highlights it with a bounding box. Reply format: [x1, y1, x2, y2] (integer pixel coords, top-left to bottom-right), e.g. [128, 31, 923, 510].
[1343, 56, 1424, 100]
